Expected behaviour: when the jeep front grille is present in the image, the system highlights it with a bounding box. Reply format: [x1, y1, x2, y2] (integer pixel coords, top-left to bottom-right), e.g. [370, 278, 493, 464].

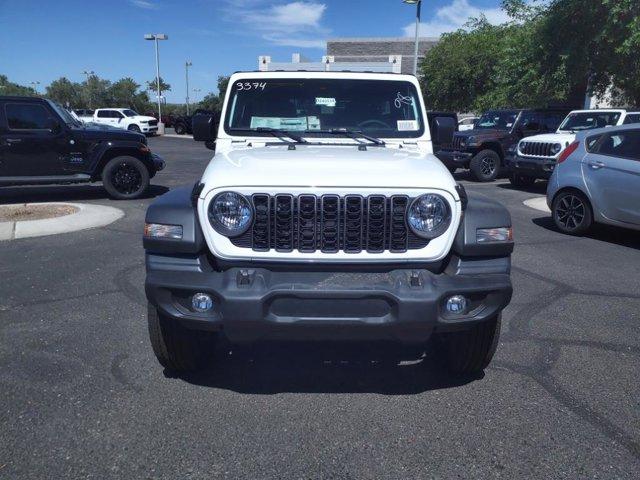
[230, 194, 429, 253]
[452, 135, 463, 150]
[519, 141, 555, 157]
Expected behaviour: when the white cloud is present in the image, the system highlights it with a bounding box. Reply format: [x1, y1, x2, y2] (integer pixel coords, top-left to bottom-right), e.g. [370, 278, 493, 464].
[221, 1, 328, 49]
[402, 0, 511, 37]
[130, 0, 158, 9]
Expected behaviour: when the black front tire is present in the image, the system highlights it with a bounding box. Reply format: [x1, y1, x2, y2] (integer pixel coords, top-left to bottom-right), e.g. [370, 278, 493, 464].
[436, 315, 501, 374]
[147, 304, 216, 372]
[102, 156, 150, 200]
[509, 173, 537, 187]
[470, 149, 500, 182]
[552, 190, 593, 235]
[174, 123, 185, 135]
[128, 124, 141, 133]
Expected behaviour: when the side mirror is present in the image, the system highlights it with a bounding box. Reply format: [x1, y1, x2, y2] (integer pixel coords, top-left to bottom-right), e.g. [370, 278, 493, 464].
[433, 116, 455, 145]
[192, 114, 217, 147]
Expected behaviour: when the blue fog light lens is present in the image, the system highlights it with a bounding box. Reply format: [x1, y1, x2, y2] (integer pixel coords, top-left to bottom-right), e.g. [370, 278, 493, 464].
[192, 293, 213, 312]
[445, 295, 467, 314]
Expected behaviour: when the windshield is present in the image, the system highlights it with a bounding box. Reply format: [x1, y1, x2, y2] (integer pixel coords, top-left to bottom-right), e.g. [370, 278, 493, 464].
[558, 111, 621, 132]
[475, 110, 518, 130]
[224, 78, 425, 139]
[48, 100, 82, 127]
[122, 109, 138, 117]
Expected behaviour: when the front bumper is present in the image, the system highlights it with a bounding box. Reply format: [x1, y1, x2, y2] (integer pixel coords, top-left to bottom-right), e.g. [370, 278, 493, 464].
[145, 254, 512, 343]
[508, 155, 557, 179]
[141, 125, 158, 133]
[151, 153, 165, 172]
[436, 149, 473, 168]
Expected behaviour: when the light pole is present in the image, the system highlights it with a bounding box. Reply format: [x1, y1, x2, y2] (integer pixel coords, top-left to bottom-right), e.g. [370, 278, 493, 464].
[144, 33, 168, 133]
[30, 81, 40, 94]
[82, 70, 95, 108]
[185, 61, 192, 115]
[193, 88, 201, 103]
[403, 0, 422, 76]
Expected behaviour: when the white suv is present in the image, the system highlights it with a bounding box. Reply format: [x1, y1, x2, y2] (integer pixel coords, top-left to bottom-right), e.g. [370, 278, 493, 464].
[141, 71, 514, 375]
[89, 108, 158, 134]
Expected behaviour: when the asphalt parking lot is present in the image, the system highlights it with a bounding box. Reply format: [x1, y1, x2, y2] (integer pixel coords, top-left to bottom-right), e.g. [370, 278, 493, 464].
[1, 136, 640, 479]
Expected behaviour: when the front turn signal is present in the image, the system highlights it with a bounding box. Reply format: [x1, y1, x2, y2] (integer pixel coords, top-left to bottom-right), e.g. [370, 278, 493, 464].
[476, 227, 513, 243]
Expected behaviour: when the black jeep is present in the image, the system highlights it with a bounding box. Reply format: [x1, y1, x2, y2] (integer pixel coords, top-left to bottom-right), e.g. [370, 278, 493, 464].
[437, 108, 570, 182]
[0, 96, 165, 199]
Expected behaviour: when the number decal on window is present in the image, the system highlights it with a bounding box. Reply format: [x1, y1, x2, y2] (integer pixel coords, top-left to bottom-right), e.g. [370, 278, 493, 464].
[236, 82, 267, 91]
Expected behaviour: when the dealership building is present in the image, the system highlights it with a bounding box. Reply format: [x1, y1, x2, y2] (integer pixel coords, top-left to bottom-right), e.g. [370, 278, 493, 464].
[258, 37, 439, 74]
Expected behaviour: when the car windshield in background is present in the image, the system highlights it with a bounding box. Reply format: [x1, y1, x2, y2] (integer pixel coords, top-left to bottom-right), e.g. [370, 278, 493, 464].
[558, 111, 621, 131]
[224, 78, 424, 138]
[475, 110, 518, 130]
[123, 109, 138, 117]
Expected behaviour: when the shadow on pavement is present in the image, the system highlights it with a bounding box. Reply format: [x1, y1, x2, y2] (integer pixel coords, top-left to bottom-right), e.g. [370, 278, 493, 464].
[497, 180, 548, 195]
[533, 216, 640, 250]
[175, 341, 482, 394]
[0, 184, 169, 204]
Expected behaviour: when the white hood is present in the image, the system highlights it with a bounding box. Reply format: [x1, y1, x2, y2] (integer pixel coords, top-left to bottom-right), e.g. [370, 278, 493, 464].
[522, 132, 576, 146]
[200, 144, 457, 193]
[131, 115, 156, 122]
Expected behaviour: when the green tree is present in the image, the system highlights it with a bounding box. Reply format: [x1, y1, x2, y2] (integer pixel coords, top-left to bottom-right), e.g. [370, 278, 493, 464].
[46, 77, 82, 108]
[109, 77, 150, 112]
[82, 75, 111, 109]
[198, 76, 230, 114]
[146, 76, 171, 97]
[0, 74, 38, 96]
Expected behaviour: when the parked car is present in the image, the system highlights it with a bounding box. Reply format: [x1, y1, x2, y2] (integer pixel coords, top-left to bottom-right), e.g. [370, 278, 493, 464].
[172, 109, 216, 135]
[87, 108, 158, 135]
[0, 96, 165, 199]
[458, 116, 477, 131]
[142, 71, 514, 375]
[437, 108, 570, 181]
[547, 124, 640, 235]
[510, 109, 638, 186]
[74, 108, 94, 118]
[145, 112, 175, 128]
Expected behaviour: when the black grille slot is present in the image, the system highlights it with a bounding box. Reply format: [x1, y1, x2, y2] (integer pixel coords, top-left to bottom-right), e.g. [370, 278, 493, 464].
[230, 194, 430, 253]
[521, 141, 553, 157]
[366, 195, 386, 253]
[452, 135, 463, 150]
[274, 194, 294, 252]
[389, 196, 409, 252]
[297, 195, 316, 253]
[321, 195, 340, 253]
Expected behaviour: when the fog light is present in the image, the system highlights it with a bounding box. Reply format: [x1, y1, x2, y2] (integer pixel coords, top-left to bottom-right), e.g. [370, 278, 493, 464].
[445, 295, 467, 314]
[191, 293, 213, 312]
[144, 222, 183, 240]
[476, 227, 513, 243]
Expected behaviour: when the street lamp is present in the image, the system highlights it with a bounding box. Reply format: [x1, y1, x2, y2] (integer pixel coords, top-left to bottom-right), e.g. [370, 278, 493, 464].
[185, 61, 192, 115]
[403, 0, 422, 76]
[30, 81, 40, 94]
[193, 88, 201, 103]
[144, 33, 168, 133]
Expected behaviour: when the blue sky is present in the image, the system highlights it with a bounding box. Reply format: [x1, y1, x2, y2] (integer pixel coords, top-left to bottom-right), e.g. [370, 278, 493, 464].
[0, 0, 509, 102]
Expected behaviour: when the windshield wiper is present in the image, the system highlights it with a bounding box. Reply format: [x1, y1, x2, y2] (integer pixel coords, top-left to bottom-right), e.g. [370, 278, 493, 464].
[313, 128, 385, 146]
[229, 127, 308, 144]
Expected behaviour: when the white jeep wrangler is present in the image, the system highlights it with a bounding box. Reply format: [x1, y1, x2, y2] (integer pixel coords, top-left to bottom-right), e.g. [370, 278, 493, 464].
[143, 71, 514, 375]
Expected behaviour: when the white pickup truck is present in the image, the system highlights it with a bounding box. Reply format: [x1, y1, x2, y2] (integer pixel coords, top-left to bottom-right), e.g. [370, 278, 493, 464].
[78, 108, 158, 135]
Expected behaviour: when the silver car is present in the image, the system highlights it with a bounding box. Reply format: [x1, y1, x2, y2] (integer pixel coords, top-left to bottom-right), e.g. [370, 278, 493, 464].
[547, 124, 640, 235]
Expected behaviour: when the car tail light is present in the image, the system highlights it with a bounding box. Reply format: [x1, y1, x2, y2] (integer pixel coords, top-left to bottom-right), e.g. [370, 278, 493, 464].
[558, 141, 579, 164]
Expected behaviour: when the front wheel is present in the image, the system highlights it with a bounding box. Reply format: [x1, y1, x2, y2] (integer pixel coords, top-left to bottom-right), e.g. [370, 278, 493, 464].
[174, 123, 185, 135]
[147, 304, 216, 372]
[102, 156, 150, 200]
[552, 190, 593, 235]
[509, 173, 536, 187]
[128, 124, 141, 133]
[470, 150, 500, 182]
[435, 315, 501, 374]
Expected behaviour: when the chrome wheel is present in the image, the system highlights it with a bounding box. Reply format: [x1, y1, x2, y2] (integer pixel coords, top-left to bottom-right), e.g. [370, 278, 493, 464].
[555, 194, 585, 230]
[480, 156, 497, 176]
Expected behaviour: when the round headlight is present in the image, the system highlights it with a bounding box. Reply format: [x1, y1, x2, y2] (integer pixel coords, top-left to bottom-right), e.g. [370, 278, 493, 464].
[408, 194, 451, 239]
[551, 143, 562, 155]
[208, 191, 253, 236]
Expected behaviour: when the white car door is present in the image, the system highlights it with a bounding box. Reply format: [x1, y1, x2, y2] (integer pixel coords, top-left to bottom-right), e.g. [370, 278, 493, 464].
[582, 129, 640, 225]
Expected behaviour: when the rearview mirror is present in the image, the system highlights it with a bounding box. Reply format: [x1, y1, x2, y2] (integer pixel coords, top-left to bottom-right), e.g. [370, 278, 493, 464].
[192, 114, 217, 147]
[433, 116, 455, 145]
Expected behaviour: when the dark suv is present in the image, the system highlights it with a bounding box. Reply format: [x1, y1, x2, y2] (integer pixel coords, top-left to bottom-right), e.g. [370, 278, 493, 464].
[437, 109, 570, 181]
[0, 96, 165, 199]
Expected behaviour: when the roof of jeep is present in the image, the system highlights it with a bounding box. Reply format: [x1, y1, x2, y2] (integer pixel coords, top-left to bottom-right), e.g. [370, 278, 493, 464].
[232, 70, 405, 75]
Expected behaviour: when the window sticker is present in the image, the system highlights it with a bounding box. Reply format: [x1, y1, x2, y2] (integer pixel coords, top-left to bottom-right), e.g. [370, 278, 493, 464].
[250, 116, 320, 131]
[394, 92, 414, 108]
[236, 82, 267, 91]
[397, 120, 419, 131]
[315, 97, 336, 107]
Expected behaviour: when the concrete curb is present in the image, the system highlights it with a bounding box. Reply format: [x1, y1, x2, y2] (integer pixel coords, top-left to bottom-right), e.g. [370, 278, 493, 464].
[0, 203, 124, 241]
[163, 134, 194, 139]
[523, 196, 551, 213]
